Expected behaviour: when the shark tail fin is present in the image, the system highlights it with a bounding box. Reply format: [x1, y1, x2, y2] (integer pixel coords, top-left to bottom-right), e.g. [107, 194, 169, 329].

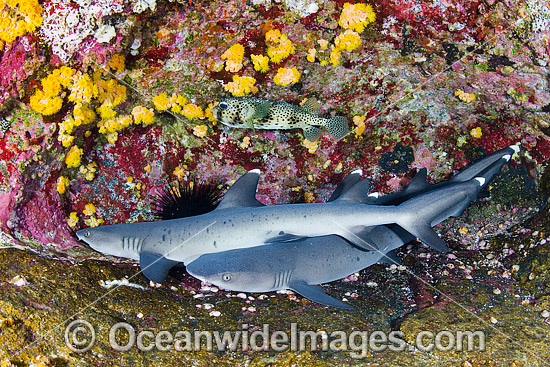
[324, 116, 349, 140]
[449, 144, 519, 183]
[395, 176, 486, 252]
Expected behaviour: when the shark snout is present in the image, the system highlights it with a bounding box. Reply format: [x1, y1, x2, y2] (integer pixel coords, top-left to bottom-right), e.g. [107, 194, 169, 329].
[75, 228, 90, 242]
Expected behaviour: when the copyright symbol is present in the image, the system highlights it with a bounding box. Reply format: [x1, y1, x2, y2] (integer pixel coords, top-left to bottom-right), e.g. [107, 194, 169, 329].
[64, 319, 96, 353]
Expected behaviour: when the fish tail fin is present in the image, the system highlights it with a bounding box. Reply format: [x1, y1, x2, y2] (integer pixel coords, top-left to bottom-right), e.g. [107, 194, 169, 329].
[324, 116, 349, 140]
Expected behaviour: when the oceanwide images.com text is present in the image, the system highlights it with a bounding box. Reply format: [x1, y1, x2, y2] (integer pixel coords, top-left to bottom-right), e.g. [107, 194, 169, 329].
[65, 320, 486, 356]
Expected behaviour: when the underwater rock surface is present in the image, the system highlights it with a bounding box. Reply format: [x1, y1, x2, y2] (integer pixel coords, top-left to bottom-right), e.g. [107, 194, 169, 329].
[1, 0, 550, 365]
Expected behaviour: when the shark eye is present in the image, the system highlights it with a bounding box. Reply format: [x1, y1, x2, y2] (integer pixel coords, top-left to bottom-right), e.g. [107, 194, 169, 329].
[84, 230, 91, 237]
[222, 273, 232, 282]
[219, 102, 228, 110]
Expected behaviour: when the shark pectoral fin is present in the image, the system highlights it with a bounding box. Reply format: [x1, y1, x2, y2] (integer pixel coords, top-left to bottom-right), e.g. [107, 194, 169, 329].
[290, 281, 356, 310]
[265, 233, 307, 244]
[139, 252, 180, 284]
[216, 170, 266, 210]
[378, 250, 403, 265]
[251, 101, 271, 120]
[328, 169, 363, 202]
[302, 125, 323, 142]
[301, 97, 321, 115]
[401, 223, 449, 252]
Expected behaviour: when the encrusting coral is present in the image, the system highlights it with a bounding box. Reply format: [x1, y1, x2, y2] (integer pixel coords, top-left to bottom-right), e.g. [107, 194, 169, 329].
[265, 29, 296, 63]
[224, 75, 258, 96]
[251, 54, 270, 72]
[274, 67, 301, 86]
[221, 44, 245, 72]
[338, 2, 376, 32]
[0, 0, 43, 44]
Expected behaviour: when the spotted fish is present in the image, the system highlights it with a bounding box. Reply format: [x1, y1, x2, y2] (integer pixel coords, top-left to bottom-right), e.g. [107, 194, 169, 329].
[212, 96, 349, 141]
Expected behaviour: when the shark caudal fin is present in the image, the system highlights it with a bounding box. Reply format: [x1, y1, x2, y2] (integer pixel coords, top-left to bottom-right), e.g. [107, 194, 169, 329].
[449, 143, 519, 183]
[395, 177, 487, 252]
[324, 116, 349, 140]
[372, 144, 518, 206]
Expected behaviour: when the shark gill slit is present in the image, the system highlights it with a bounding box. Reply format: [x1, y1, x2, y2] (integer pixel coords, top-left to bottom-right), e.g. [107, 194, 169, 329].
[286, 270, 293, 287]
[273, 270, 292, 288]
[121, 237, 143, 252]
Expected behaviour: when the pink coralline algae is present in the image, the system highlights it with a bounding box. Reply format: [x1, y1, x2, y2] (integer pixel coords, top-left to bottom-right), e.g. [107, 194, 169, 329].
[0, 37, 44, 104]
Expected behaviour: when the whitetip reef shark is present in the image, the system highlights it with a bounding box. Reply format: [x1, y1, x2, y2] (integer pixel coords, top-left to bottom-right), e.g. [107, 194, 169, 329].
[76, 144, 519, 297]
[185, 146, 516, 309]
[187, 225, 412, 310]
[78, 173, 454, 268]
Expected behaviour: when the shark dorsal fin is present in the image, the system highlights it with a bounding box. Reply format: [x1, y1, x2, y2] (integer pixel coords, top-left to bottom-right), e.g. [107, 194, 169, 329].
[216, 170, 265, 210]
[290, 281, 356, 310]
[405, 168, 429, 192]
[301, 97, 321, 115]
[333, 178, 370, 204]
[328, 169, 362, 202]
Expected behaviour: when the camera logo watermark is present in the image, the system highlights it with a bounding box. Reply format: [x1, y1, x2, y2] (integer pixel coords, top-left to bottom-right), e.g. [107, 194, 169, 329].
[64, 320, 486, 356]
